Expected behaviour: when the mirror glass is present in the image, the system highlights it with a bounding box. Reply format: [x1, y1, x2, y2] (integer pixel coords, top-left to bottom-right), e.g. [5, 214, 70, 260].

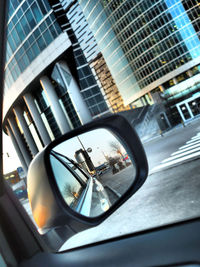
[49, 128, 136, 217]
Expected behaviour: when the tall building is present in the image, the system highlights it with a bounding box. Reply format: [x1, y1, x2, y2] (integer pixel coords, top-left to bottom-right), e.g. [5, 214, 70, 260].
[79, 0, 200, 123]
[3, 0, 109, 173]
[49, 0, 130, 112]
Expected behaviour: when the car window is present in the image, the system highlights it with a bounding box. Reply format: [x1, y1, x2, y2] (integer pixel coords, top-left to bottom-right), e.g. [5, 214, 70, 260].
[52, 152, 88, 183]
[50, 154, 84, 209]
[3, 0, 200, 252]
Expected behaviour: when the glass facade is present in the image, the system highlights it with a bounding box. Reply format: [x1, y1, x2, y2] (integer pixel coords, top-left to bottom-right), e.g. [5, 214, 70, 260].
[5, 0, 62, 90]
[34, 88, 62, 139]
[54, 81, 82, 129]
[62, 12, 109, 116]
[23, 106, 44, 151]
[79, 0, 200, 105]
[74, 51, 108, 116]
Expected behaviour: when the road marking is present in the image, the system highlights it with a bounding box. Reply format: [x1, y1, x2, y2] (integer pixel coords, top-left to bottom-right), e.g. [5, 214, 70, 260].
[191, 134, 200, 140]
[151, 150, 200, 171]
[179, 139, 200, 149]
[151, 131, 200, 172]
[173, 142, 200, 155]
[187, 136, 200, 143]
[163, 146, 200, 162]
[171, 144, 200, 156]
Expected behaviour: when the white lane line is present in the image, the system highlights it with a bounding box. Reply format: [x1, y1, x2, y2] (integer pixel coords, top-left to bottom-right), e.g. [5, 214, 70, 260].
[162, 146, 200, 163]
[151, 150, 200, 172]
[172, 142, 200, 155]
[179, 139, 200, 149]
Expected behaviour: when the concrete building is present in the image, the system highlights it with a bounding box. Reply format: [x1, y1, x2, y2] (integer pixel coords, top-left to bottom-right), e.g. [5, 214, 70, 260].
[79, 0, 200, 124]
[3, 0, 109, 173]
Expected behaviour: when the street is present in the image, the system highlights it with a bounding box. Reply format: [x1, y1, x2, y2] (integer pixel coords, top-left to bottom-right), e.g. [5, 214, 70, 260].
[144, 119, 200, 171]
[59, 118, 200, 251]
[98, 164, 136, 196]
[21, 118, 200, 251]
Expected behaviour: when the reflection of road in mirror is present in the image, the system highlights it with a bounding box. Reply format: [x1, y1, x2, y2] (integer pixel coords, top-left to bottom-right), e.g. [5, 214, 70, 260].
[50, 128, 137, 218]
[96, 163, 135, 198]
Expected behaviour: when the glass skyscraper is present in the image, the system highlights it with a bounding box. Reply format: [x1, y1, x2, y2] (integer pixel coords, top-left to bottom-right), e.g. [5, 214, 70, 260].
[79, 0, 200, 109]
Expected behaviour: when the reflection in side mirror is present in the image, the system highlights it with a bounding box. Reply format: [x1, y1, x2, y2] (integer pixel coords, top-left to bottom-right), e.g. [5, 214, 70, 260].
[49, 128, 136, 218]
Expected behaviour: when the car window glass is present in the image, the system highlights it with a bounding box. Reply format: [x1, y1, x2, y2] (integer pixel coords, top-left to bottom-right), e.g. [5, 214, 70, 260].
[50, 155, 84, 208]
[54, 153, 88, 183]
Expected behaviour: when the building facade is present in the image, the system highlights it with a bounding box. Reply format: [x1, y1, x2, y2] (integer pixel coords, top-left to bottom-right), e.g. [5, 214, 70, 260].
[49, 0, 130, 112]
[79, 0, 200, 123]
[3, 0, 109, 173]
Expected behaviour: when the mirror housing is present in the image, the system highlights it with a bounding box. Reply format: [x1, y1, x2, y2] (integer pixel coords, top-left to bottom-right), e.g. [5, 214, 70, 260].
[27, 115, 148, 235]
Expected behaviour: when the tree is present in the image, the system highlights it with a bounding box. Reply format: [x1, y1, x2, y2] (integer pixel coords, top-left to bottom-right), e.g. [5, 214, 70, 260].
[109, 141, 124, 158]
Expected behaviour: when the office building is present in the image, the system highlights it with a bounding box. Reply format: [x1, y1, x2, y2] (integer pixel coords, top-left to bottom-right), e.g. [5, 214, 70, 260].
[3, 0, 109, 173]
[79, 0, 200, 123]
[50, 0, 130, 112]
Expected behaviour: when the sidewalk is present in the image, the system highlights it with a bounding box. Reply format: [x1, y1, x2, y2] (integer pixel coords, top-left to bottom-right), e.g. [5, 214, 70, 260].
[141, 116, 200, 145]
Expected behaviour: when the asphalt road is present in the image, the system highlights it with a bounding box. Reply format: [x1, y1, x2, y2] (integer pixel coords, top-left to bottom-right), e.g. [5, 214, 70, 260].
[98, 164, 136, 196]
[143, 119, 200, 171]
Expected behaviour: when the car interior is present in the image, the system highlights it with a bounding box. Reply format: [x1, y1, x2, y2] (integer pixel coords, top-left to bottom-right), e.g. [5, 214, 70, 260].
[0, 1, 200, 266]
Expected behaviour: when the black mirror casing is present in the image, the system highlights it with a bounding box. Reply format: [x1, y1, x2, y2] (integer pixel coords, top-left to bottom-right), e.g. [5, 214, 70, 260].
[27, 115, 148, 235]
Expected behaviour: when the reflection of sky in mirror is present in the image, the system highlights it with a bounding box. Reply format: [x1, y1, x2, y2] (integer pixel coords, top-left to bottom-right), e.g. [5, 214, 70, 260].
[53, 129, 127, 166]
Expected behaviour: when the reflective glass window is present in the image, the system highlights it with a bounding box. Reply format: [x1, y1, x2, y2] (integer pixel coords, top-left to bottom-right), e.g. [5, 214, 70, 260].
[12, 28, 21, 47]
[37, 36, 46, 51]
[25, 9, 36, 29]
[33, 28, 40, 39]
[22, 2, 28, 12]
[27, 47, 35, 61]
[8, 35, 16, 52]
[20, 16, 30, 35]
[43, 30, 53, 45]
[49, 25, 57, 38]
[16, 22, 25, 42]
[39, 21, 46, 32]
[37, 0, 47, 15]
[16, 8, 23, 20]
[32, 2, 43, 23]
[32, 42, 40, 57]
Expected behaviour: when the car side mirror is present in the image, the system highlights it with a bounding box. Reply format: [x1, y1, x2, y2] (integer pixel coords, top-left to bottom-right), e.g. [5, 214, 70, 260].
[27, 115, 148, 236]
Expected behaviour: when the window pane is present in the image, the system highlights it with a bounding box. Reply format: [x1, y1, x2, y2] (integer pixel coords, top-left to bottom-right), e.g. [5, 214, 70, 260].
[37, 36, 46, 51]
[20, 16, 30, 35]
[50, 155, 84, 208]
[32, 2, 43, 23]
[25, 9, 36, 29]
[43, 30, 53, 45]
